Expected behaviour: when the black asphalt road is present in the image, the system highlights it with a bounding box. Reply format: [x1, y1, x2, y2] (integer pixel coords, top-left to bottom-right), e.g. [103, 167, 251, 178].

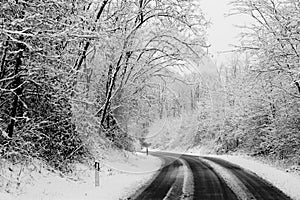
[181, 154, 238, 200]
[202, 156, 292, 200]
[132, 154, 182, 200]
[129, 152, 293, 200]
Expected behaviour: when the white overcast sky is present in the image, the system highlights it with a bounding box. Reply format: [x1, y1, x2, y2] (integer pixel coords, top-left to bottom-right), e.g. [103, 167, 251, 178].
[199, 0, 251, 65]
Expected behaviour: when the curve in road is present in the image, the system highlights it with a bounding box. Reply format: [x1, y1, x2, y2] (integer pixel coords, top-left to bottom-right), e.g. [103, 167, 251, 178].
[128, 152, 293, 200]
[132, 154, 183, 200]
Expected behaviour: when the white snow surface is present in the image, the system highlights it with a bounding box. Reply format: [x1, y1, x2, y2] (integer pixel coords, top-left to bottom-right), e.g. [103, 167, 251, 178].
[0, 152, 162, 200]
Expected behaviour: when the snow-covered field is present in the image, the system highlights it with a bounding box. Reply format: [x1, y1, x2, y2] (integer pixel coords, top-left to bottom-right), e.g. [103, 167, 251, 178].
[0, 152, 162, 200]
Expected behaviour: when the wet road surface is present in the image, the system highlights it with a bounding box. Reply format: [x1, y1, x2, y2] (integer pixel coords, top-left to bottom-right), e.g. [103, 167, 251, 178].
[129, 152, 292, 200]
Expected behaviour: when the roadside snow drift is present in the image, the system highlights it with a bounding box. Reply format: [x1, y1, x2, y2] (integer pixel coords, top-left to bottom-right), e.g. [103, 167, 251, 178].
[0, 152, 162, 200]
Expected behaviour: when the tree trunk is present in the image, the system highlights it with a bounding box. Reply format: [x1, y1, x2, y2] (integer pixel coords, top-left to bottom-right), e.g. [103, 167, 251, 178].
[71, 0, 109, 97]
[7, 48, 23, 138]
[0, 41, 8, 81]
[295, 81, 300, 94]
[101, 55, 123, 126]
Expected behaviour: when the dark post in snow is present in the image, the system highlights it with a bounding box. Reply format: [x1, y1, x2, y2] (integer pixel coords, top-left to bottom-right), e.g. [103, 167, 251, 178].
[144, 143, 151, 156]
[95, 161, 100, 187]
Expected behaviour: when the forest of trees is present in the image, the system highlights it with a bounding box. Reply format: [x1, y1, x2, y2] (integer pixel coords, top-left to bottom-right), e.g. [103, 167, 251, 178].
[1, 0, 299, 172]
[0, 0, 209, 171]
[147, 0, 300, 166]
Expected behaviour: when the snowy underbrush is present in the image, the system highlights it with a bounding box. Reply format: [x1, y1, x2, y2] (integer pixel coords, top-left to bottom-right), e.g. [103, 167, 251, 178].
[147, 113, 198, 151]
[0, 150, 162, 200]
[246, 154, 300, 176]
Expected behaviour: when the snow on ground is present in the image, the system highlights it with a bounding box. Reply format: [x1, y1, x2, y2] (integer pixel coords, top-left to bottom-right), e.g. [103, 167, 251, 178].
[180, 159, 194, 200]
[4, 147, 298, 200]
[0, 152, 162, 200]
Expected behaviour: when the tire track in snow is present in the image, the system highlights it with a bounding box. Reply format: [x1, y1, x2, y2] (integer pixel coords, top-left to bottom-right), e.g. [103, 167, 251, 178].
[202, 156, 293, 200]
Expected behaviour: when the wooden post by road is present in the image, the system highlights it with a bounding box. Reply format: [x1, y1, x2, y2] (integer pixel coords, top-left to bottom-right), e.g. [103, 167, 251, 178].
[95, 161, 100, 187]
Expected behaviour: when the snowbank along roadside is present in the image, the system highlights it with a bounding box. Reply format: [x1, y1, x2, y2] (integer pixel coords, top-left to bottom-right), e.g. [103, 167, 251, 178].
[0, 152, 162, 200]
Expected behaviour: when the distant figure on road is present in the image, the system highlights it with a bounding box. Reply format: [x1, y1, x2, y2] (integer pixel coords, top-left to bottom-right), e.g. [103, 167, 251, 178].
[146, 147, 148, 155]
